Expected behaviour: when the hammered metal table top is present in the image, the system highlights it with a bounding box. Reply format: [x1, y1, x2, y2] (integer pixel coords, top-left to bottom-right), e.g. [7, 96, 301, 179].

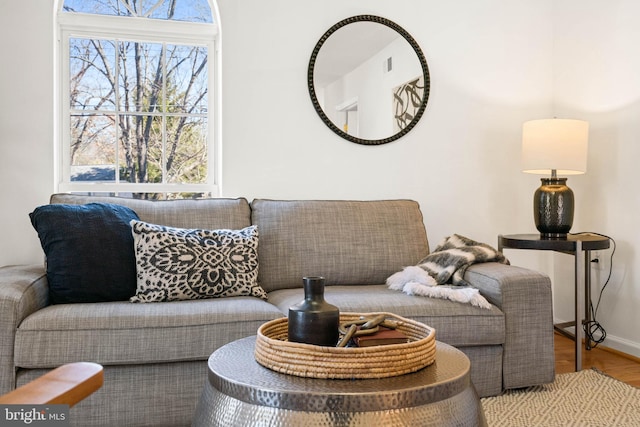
[206, 336, 471, 413]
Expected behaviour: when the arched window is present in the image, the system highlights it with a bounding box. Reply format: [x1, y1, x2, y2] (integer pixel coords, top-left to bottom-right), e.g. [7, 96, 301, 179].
[56, 0, 218, 199]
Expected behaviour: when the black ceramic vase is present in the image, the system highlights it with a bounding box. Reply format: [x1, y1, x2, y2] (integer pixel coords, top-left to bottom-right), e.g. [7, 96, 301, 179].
[288, 276, 339, 347]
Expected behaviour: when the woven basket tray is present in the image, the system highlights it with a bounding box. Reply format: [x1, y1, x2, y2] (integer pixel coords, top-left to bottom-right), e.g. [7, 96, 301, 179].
[254, 312, 436, 379]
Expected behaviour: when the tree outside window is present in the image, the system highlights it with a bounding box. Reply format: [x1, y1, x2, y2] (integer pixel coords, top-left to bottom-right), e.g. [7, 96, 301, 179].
[59, 0, 217, 199]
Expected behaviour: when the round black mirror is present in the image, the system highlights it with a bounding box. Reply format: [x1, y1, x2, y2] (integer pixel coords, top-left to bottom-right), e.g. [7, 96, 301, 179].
[308, 15, 430, 145]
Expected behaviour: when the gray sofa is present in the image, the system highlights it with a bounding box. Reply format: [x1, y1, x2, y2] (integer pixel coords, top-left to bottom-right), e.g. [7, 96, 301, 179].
[0, 194, 555, 426]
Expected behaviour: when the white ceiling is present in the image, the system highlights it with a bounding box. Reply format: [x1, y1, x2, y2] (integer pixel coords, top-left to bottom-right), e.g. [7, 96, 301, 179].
[313, 22, 402, 88]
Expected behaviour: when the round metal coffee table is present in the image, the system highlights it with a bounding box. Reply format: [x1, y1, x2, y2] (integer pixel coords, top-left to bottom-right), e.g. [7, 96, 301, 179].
[193, 336, 486, 426]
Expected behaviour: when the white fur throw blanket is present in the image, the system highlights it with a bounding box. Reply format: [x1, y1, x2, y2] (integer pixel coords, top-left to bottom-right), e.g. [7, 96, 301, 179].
[386, 234, 509, 309]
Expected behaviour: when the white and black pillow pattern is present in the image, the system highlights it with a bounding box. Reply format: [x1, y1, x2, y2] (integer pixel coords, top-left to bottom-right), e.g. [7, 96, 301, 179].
[129, 220, 266, 302]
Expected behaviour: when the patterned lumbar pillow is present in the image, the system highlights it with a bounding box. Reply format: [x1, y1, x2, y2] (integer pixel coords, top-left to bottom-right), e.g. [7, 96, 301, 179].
[129, 220, 267, 302]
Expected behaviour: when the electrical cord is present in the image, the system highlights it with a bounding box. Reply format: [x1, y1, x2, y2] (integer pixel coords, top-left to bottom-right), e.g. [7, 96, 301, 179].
[569, 232, 616, 348]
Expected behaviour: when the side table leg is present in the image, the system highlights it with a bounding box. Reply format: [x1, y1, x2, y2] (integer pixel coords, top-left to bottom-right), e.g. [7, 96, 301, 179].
[584, 250, 592, 350]
[575, 241, 584, 371]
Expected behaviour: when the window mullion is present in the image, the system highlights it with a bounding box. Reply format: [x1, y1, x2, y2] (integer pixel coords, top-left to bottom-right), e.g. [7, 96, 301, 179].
[114, 39, 120, 185]
[162, 43, 167, 185]
[59, 31, 71, 189]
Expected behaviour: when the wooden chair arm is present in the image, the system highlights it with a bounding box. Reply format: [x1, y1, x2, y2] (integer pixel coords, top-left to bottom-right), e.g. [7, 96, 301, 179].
[0, 362, 103, 407]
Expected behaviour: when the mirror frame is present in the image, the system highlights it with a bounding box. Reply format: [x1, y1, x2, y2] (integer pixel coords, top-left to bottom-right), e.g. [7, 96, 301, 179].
[308, 15, 430, 145]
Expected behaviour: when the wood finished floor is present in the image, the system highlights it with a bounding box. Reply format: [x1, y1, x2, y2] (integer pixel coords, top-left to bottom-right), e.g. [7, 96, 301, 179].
[554, 331, 640, 387]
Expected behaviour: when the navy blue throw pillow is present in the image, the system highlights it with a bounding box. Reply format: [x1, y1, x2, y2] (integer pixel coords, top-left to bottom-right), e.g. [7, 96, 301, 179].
[29, 203, 140, 304]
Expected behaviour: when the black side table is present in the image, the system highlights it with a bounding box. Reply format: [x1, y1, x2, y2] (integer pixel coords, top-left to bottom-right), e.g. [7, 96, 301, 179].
[498, 233, 610, 371]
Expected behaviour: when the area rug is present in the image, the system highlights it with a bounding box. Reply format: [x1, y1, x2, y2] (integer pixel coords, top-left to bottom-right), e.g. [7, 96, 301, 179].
[481, 369, 640, 426]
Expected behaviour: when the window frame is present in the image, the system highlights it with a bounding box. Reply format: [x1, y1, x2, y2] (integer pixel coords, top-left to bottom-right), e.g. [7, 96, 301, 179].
[55, 8, 220, 195]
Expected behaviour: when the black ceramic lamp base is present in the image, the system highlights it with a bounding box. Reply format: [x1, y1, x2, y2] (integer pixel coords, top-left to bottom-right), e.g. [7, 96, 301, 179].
[533, 177, 575, 239]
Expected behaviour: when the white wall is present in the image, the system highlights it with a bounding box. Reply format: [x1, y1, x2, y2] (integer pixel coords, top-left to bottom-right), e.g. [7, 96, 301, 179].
[2, 1, 636, 356]
[0, 2, 55, 266]
[217, 0, 553, 240]
[551, 0, 640, 357]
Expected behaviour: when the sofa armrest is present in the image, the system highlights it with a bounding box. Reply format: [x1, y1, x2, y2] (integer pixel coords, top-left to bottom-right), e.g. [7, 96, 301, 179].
[464, 262, 555, 389]
[0, 264, 49, 393]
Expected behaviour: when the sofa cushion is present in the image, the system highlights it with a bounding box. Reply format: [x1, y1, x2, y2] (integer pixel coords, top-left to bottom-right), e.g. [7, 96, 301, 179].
[129, 221, 266, 302]
[29, 203, 139, 304]
[268, 285, 505, 347]
[49, 194, 252, 231]
[14, 298, 284, 367]
[251, 199, 430, 292]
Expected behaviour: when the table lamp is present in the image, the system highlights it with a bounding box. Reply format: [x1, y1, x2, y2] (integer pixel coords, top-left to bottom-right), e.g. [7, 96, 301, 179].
[522, 119, 589, 238]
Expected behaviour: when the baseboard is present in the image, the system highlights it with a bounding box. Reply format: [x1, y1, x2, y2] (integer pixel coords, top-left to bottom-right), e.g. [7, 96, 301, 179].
[602, 335, 640, 361]
[554, 321, 640, 360]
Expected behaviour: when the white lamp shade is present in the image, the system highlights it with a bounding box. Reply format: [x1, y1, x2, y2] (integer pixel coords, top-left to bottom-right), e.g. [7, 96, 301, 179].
[522, 119, 588, 175]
